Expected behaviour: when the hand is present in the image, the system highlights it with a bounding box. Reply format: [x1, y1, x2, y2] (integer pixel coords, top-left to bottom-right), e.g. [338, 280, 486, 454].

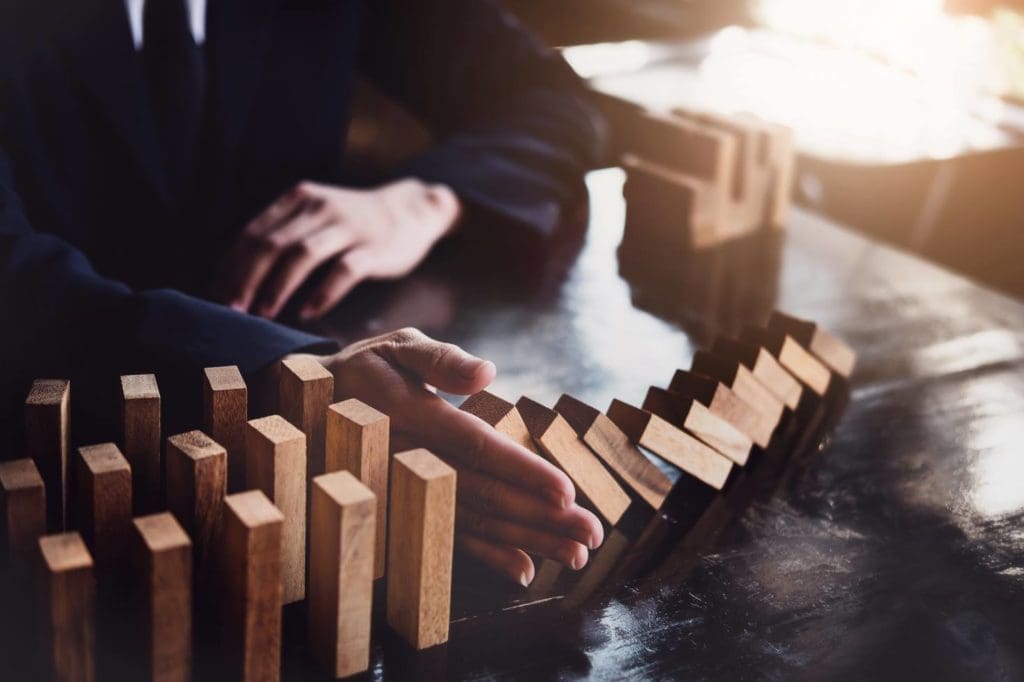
[214, 179, 461, 320]
[299, 328, 604, 586]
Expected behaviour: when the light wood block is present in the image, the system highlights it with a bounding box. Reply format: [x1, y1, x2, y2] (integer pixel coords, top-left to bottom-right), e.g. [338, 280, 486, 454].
[460, 391, 540, 455]
[25, 378, 70, 531]
[38, 532, 95, 682]
[741, 326, 832, 397]
[670, 370, 776, 449]
[121, 374, 161, 514]
[642, 387, 752, 467]
[129, 513, 192, 682]
[164, 431, 226, 578]
[768, 311, 857, 378]
[202, 366, 248, 493]
[0, 459, 46, 564]
[217, 491, 284, 682]
[74, 444, 132, 573]
[325, 399, 389, 579]
[713, 337, 804, 410]
[309, 471, 375, 678]
[554, 394, 671, 510]
[607, 400, 732, 491]
[245, 415, 307, 605]
[279, 356, 333, 484]
[387, 449, 455, 650]
[517, 397, 631, 525]
[692, 350, 785, 433]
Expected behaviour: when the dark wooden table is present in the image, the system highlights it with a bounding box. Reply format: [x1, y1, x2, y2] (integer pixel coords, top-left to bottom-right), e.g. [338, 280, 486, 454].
[289, 168, 1024, 680]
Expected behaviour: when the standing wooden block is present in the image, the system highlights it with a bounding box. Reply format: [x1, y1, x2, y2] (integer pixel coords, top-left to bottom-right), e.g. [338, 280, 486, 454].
[325, 399, 389, 579]
[459, 391, 540, 455]
[164, 431, 226, 577]
[669, 370, 776, 449]
[217, 490, 284, 682]
[642, 387, 752, 467]
[554, 394, 671, 510]
[278, 356, 333, 483]
[202, 366, 248, 493]
[74, 444, 132, 572]
[741, 326, 832, 397]
[0, 459, 46, 564]
[387, 449, 455, 650]
[245, 416, 307, 605]
[121, 374, 161, 514]
[692, 350, 785, 433]
[768, 311, 857, 378]
[607, 400, 732, 491]
[130, 513, 192, 682]
[38, 532, 95, 682]
[309, 471, 375, 678]
[516, 397, 631, 525]
[713, 337, 804, 410]
[25, 378, 70, 531]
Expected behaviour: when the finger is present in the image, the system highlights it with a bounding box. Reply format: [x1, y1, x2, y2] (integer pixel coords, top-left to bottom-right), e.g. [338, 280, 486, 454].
[382, 328, 496, 395]
[298, 250, 369, 320]
[455, 534, 535, 587]
[245, 183, 319, 237]
[457, 506, 589, 570]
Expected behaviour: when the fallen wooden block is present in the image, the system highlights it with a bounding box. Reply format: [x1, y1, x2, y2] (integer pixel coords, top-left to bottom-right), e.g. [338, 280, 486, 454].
[121, 374, 162, 515]
[692, 350, 785, 433]
[606, 400, 732, 491]
[325, 399, 389, 579]
[460, 391, 540, 455]
[554, 394, 671, 510]
[38, 532, 95, 682]
[387, 449, 455, 650]
[0, 459, 46, 564]
[309, 471, 375, 678]
[768, 311, 856, 378]
[74, 443, 132, 574]
[279, 356, 333, 483]
[25, 378, 70, 531]
[516, 397, 631, 525]
[245, 415, 307, 605]
[641, 387, 752, 467]
[712, 337, 804, 410]
[741, 326, 832, 397]
[164, 431, 226, 580]
[202, 366, 248, 493]
[669, 370, 776, 449]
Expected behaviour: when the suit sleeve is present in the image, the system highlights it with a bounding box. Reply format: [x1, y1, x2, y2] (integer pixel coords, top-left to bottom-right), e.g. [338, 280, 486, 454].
[358, 0, 608, 235]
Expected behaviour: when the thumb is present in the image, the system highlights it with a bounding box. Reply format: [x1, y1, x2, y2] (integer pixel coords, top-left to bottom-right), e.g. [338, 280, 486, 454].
[385, 328, 496, 394]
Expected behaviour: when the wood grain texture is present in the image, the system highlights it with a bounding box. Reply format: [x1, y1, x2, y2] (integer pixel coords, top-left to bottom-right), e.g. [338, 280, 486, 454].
[554, 394, 671, 510]
[768, 311, 856, 378]
[164, 431, 226, 581]
[387, 449, 455, 650]
[38, 532, 95, 682]
[121, 374, 161, 514]
[25, 378, 70, 531]
[202, 366, 248, 493]
[74, 444, 132, 574]
[325, 399, 389, 579]
[642, 387, 752, 467]
[517, 397, 631, 525]
[740, 327, 832, 397]
[692, 350, 785, 433]
[712, 336, 804, 410]
[460, 391, 540, 455]
[278, 356, 333, 484]
[0, 458, 46, 564]
[217, 490, 284, 682]
[309, 471, 375, 678]
[607, 400, 732, 491]
[245, 415, 307, 604]
[670, 370, 776, 449]
[129, 513, 192, 682]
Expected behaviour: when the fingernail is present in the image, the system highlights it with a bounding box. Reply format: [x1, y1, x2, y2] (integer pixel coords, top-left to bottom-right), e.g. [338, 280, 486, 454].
[230, 301, 246, 313]
[456, 354, 486, 380]
[519, 572, 531, 588]
[588, 533, 601, 550]
[571, 552, 587, 571]
[299, 307, 315, 321]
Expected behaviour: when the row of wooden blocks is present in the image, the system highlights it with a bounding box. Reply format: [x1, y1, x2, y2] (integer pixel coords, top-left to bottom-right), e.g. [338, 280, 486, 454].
[2, 357, 455, 681]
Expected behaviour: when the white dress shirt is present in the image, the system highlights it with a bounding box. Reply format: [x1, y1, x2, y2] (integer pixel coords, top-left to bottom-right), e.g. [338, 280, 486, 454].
[124, 0, 207, 49]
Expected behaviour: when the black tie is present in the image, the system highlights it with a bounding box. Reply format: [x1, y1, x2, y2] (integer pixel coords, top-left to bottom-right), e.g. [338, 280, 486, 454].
[143, 0, 206, 203]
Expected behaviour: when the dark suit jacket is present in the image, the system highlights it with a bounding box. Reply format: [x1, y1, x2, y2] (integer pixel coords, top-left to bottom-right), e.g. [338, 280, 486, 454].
[0, 0, 605, 442]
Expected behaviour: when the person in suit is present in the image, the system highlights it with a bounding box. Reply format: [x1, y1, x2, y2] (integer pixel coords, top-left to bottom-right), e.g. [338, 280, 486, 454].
[0, 0, 607, 584]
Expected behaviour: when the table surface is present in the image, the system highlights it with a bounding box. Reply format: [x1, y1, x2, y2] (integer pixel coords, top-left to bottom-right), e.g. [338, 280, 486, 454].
[293, 168, 1024, 681]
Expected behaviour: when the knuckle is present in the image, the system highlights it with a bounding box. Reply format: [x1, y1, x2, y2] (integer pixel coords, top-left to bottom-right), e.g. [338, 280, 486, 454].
[463, 428, 490, 470]
[390, 327, 425, 346]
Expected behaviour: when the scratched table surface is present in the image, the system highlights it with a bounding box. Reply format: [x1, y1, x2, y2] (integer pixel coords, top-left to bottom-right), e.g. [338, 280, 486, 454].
[291, 168, 1024, 681]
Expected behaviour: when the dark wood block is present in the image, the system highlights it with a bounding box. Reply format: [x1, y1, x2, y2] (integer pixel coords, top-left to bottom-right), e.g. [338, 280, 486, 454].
[121, 374, 161, 514]
[768, 311, 857, 378]
[38, 532, 95, 682]
[740, 326, 832, 397]
[642, 387, 752, 467]
[669, 370, 776, 449]
[74, 443, 132, 574]
[0, 459, 47, 565]
[202, 366, 248, 493]
[164, 431, 226, 581]
[25, 378, 70, 531]
[712, 337, 804, 410]
[691, 350, 785, 432]
[460, 391, 540, 455]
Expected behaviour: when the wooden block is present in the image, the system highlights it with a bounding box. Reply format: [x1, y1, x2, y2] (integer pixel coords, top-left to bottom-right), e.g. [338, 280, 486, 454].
[642, 387, 752, 467]
[202, 366, 248, 493]
[386, 449, 455, 650]
[768, 311, 857, 378]
[164, 431, 226, 577]
[38, 532, 95, 682]
[325, 399, 389, 579]
[25, 378, 70, 531]
[74, 444, 132, 573]
[129, 513, 192, 682]
[121, 374, 162, 514]
[606, 399, 732, 491]
[245, 415, 307, 605]
[669, 370, 776, 449]
[217, 491, 284, 682]
[712, 337, 804, 410]
[459, 391, 540, 455]
[692, 350, 785, 433]
[554, 394, 671, 510]
[0, 459, 46, 564]
[740, 326, 832, 397]
[516, 397, 631, 525]
[309, 471, 375, 678]
[278, 356, 333, 484]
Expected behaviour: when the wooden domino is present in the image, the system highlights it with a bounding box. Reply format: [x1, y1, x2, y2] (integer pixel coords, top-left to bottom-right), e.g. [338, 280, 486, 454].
[642, 387, 752, 466]
[245, 415, 307, 605]
[309, 471, 375, 678]
[712, 337, 804, 410]
[516, 397, 631, 525]
[278, 356, 333, 483]
[325, 399, 389, 579]
[121, 374, 161, 514]
[38, 532, 95, 682]
[74, 443, 132, 573]
[25, 378, 70, 530]
[669, 370, 776, 449]
[606, 400, 732, 491]
[202, 366, 248, 493]
[164, 431, 226, 579]
[554, 394, 671, 510]
[768, 311, 856, 378]
[740, 326, 832, 397]
[0, 458, 46, 564]
[691, 350, 785, 433]
[387, 449, 455, 650]
[460, 390, 540, 455]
